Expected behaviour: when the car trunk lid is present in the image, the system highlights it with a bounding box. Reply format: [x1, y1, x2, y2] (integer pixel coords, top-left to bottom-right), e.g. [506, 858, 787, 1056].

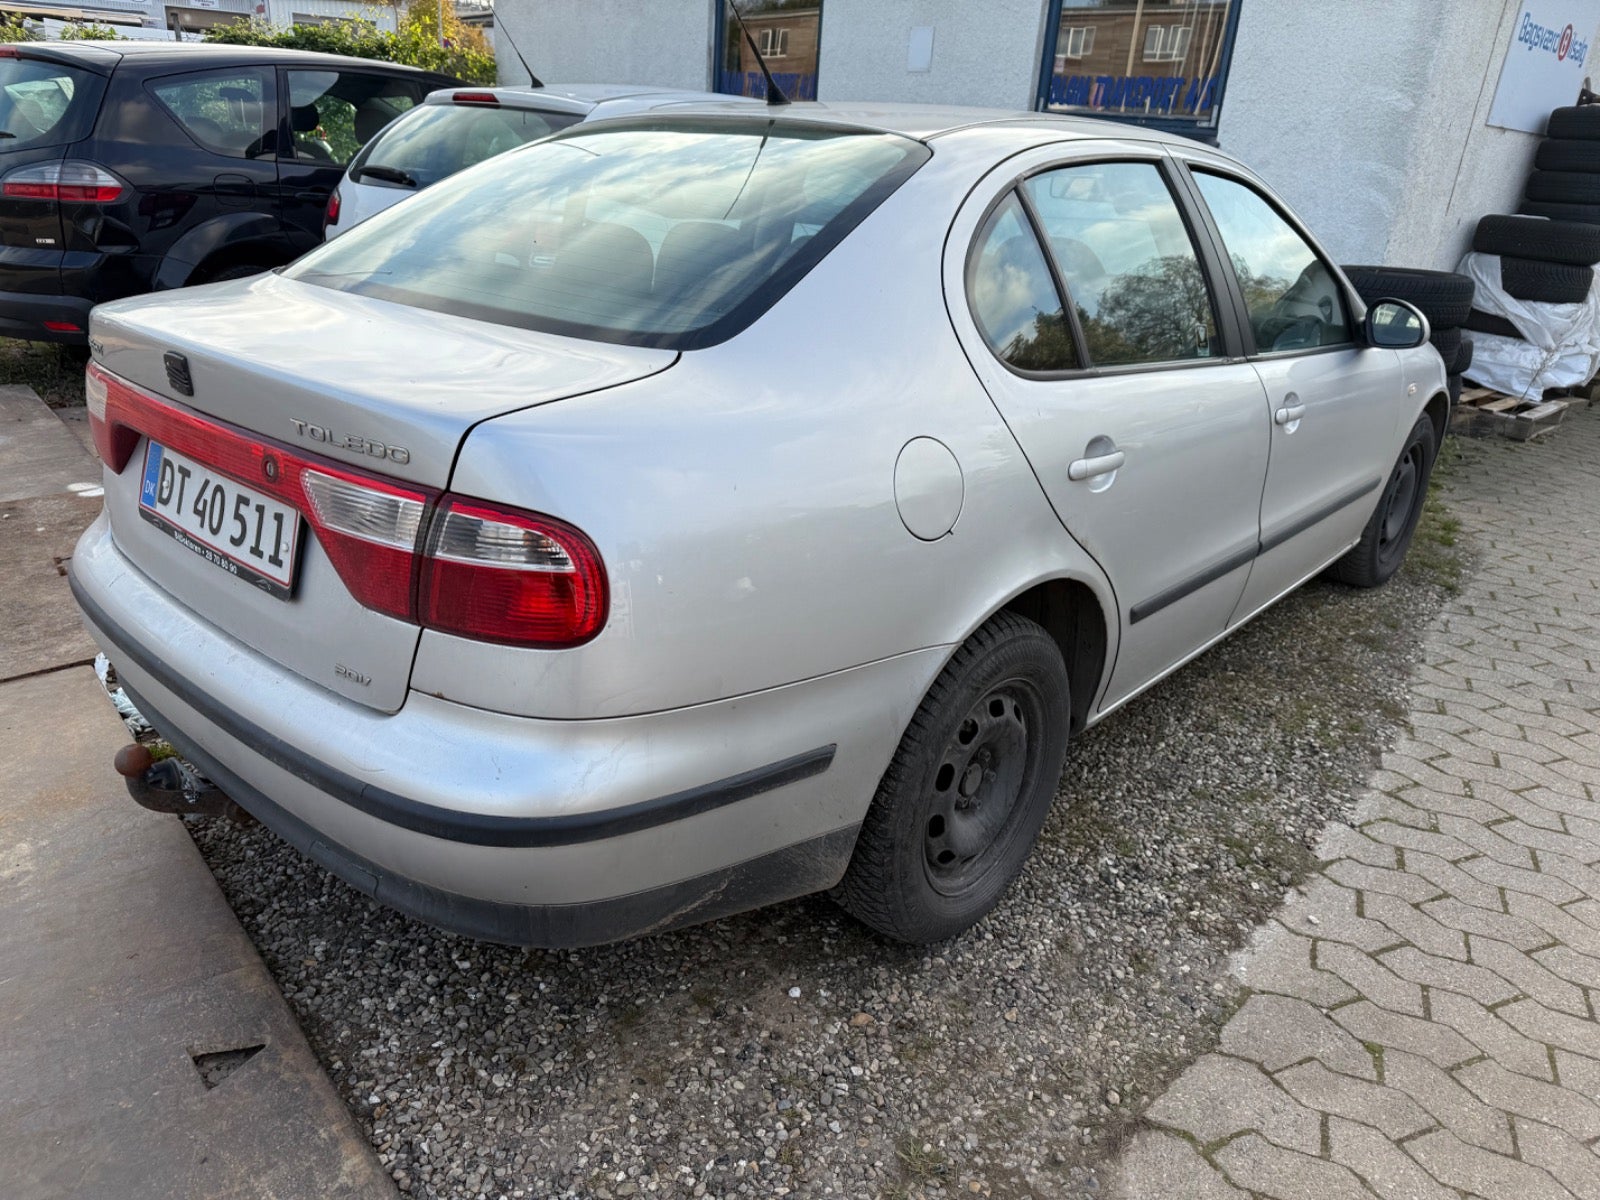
[89, 273, 676, 712]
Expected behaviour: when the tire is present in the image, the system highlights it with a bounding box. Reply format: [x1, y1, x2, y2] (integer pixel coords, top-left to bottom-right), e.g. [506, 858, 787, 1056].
[1448, 373, 1462, 408]
[1526, 169, 1600, 205]
[1473, 213, 1600, 265]
[1534, 138, 1600, 173]
[1341, 265, 1475, 328]
[1465, 308, 1522, 340]
[1329, 414, 1436, 589]
[834, 611, 1070, 944]
[198, 262, 269, 284]
[1519, 199, 1600, 225]
[1429, 325, 1461, 366]
[1454, 335, 1474, 375]
[1547, 105, 1600, 141]
[1501, 255, 1593, 304]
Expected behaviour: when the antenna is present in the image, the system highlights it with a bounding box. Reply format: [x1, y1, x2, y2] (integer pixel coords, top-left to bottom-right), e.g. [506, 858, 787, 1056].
[496, 15, 544, 88]
[726, 0, 789, 107]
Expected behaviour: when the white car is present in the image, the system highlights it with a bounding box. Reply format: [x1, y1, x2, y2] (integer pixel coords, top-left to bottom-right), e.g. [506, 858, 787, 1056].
[76, 104, 1445, 948]
[324, 84, 759, 239]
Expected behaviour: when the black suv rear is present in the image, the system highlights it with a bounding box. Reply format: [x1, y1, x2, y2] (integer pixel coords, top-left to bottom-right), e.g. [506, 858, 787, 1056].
[0, 41, 457, 342]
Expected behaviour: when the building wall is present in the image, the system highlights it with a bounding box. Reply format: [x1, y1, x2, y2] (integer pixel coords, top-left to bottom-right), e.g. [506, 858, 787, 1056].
[817, 0, 1046, 108]
[1219, 0, 1596, 271]
[495, 0, 713, 89]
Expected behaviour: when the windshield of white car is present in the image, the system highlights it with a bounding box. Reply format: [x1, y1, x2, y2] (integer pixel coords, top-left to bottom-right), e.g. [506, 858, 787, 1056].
[349, 101, 581, 189]
[288, 117, 930, 349]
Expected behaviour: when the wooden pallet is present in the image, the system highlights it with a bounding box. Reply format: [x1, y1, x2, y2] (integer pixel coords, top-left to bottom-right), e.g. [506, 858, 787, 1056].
[1453, 385, 1569, 441]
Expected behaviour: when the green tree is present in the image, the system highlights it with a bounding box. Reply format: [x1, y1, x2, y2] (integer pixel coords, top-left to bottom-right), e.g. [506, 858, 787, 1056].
[57, 21, 125, 40]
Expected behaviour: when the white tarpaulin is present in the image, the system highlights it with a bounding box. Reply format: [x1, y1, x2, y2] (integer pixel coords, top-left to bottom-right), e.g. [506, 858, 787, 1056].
[1489, 0, 1600, 133]
[1458, 248, 1600, 397]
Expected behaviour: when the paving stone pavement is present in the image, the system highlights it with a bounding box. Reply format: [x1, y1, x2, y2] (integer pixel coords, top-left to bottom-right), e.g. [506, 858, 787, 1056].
[1109, 407, 1600, 1200]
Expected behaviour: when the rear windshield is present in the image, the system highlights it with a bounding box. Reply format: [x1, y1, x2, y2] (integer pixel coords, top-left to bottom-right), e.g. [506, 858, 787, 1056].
[0, 57, 104, 150]
[286, 117, 930, 349]
[351, 101, 581, 189]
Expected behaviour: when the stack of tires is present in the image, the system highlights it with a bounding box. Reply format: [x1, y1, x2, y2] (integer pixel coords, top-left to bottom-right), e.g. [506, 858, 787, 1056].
[1342, 266, 1475, 404]
[1523, 104, 1600, 226]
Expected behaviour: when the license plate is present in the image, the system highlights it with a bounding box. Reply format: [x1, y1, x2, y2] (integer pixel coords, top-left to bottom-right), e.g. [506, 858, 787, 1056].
[138, 442, 301, 598]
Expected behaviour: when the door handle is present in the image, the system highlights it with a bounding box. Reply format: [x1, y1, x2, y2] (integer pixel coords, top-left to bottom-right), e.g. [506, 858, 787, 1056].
[1068, 449, 1126, 481]
[295, 188, 330, 202]
[1274, 403, 1306, 426]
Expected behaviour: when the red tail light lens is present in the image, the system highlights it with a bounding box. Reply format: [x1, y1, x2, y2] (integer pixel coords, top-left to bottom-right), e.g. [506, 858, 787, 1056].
[3, 161, 123, 203]
[420, 499, 607, 647]
[324, 187, 341, 231]
[452, 91, 499, 105]
[85, 363, 608, 645]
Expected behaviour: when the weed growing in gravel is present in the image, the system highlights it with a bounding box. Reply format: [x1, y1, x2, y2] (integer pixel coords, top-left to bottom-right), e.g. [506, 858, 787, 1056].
[0, 338, 87, 409]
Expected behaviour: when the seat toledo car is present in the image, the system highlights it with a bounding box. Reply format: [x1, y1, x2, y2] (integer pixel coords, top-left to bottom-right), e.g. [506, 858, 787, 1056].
[72, 104, 1444, 948]
[324, 83, 761, 240]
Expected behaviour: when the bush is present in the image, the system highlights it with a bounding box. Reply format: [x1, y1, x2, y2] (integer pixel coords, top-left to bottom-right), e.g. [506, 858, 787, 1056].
[58, 22, 126, 40]
[204, 0, 494, 84]
[0, 14, 39, 41]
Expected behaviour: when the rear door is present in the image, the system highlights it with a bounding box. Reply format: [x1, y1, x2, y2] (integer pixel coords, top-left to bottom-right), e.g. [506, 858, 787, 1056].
[0, 49, 111, 300]
[277, 67, 426, 252]
[1173, 155, 1402, 625]
[949, 145, 1272, 709]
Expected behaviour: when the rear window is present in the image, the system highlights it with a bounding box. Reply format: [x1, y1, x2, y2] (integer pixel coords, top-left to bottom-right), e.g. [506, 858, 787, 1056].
[0, 57, 104, 150]
[286, 117, 930, 349]
[351, 101, 581, 189]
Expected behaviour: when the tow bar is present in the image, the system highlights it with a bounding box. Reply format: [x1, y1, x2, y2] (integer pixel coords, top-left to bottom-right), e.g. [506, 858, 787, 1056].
[113, 743, 250, 822]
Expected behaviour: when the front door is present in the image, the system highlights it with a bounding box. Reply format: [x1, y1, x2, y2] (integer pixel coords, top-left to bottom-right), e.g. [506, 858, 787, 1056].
[949, 151, 1272, 708]
[1177, 162, 1404, 624]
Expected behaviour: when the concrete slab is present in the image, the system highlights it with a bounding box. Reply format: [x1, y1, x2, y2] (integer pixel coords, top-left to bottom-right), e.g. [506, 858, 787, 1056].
[0, 493, 100, 681]
[0, 384, 100, 503]
[0, 668, 397, 1200]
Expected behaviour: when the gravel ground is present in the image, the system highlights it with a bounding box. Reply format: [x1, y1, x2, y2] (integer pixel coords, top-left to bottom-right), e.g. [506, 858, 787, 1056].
[186, 449, 1471, 1200]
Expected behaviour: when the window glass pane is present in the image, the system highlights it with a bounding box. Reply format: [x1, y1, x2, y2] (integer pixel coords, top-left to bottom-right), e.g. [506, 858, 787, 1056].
[1022, 162, 1218, 367]
[287, 70, 418, 165]
[352, 104, 580, 188]
[286, 120, 926, 347]
[967, 193, 1079, 372]
[1193, 171, 1351, 352]
[149, 68, 273, 159]
[717, 1, 821, 100]
[1045, 0, 1234, 128]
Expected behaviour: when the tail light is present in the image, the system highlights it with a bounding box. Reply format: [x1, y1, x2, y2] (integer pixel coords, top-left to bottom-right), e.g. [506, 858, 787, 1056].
[452, 91, 499, 105]
[420, 499, 606, 646]
[3, 160, 123, 203]
[85, 362, 608, 647]
[324, 187, 341, 232]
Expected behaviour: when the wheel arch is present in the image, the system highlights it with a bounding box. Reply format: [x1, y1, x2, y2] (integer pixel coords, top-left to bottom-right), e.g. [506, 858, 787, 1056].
[997, 576, 1111, 734]
[152, 213, 295, 290]
[1423, 388, 1449, 450]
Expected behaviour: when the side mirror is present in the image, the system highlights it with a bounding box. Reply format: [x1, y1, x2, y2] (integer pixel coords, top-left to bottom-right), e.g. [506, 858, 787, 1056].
[1364, 298, 1429, 349]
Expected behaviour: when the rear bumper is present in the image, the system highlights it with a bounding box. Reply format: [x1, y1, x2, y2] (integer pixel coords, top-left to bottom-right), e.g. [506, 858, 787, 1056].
[70, 513, 939, 945]
[0, 288, 93, 342]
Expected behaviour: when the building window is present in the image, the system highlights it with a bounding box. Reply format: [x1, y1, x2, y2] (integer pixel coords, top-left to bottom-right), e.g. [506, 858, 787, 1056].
[1040, 0, 1239, 138]
[1142, 25, 1192, 63]
[715, 2, 821, 101]
[758, 27, 790, 57]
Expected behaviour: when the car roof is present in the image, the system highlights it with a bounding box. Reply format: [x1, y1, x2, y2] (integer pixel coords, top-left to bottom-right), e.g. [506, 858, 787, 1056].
[16, 40, 451, 77]
[420, 82, 762, 117]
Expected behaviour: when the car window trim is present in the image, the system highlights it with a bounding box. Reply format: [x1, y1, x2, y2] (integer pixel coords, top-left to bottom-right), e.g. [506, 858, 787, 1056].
[962, 151, 1246, 383]
[1172, 157, 1361, 360]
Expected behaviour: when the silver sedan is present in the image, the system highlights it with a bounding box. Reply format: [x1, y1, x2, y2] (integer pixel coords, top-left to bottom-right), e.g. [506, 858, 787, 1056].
[72, 104, 1445, 947]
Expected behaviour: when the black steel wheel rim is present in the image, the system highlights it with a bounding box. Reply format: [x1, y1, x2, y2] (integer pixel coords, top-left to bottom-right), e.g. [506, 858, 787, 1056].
[923, 679, 1042, 896]
[1378, 439, 1424, 562]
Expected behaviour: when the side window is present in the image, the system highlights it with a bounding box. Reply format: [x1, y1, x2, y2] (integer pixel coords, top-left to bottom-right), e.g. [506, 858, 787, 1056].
[966, 192, 1079, 372]
[286, 71, 419, 166]
[1192, 170, 1351, 353]
[148, 68, 275, 159]
[1022, 161, 1219, 367]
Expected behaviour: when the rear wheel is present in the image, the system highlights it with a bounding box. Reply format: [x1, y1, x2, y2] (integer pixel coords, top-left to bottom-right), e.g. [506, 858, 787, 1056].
[1329, 413, 1436, 589]
[835, 611, 1070, 944]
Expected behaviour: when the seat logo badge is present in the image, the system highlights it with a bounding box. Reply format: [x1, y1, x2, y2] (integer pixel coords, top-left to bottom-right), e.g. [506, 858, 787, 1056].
[289, 418, 411, 465]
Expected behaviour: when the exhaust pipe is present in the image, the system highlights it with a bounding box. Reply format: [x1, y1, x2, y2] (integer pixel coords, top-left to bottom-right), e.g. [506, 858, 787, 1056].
[113, 743, 251, 823]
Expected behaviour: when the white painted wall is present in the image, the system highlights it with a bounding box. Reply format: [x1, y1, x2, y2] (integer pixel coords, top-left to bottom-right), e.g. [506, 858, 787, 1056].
[817, 0, 1047, 109]
[1220, 0, 1598, 270]
[495, 0, 713, 89]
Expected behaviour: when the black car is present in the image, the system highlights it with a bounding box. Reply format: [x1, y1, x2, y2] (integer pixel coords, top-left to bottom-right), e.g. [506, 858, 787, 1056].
[0, 41, 458, 343]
